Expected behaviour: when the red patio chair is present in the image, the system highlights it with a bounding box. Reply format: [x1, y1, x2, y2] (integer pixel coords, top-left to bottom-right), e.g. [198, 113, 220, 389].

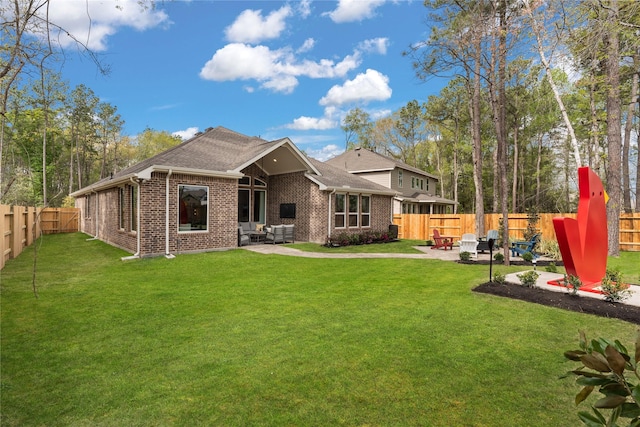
[432, 229, 453, 250]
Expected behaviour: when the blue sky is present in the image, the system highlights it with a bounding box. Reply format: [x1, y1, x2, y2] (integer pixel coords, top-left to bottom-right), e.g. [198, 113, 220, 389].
[51, 0, 444, 160]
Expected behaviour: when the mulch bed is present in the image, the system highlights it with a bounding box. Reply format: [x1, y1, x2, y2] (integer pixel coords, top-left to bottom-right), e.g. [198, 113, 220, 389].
[473, 281, 640, 325]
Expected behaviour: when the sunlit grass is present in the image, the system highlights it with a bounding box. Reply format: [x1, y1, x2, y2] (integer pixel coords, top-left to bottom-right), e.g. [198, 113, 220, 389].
[1, 233, 637, 426]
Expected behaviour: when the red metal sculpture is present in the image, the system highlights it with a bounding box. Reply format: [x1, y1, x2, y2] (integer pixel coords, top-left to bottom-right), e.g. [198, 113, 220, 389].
[552, 167, 608, 290]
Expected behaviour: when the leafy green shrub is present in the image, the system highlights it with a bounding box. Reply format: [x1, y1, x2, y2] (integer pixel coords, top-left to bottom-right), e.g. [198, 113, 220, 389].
[600, 269, 632, 303]
[522, 251, 534, 263]
[545, 262, 558, 273]
[459, 251, 471, 261]
[517, 270, 539, 288]
[539, 238, 562, 260]
[426, 239, 433, 246]
[492, 271, 506, 284]
[562, 331, 640, 427]
[326, 230, 391, 247]
[564, 275, 582, 296]
[493, 252, 504, 263]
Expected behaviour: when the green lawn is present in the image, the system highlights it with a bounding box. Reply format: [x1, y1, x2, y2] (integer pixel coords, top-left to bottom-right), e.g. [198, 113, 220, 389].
[1, 233, 637, 426]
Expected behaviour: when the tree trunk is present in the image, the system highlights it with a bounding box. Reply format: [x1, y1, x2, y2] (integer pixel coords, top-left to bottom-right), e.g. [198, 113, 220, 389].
[605, 0, 621, 256]
[522, 0, 582, 167]
[497, 0, 510, 265]
[622, 51, 638, 213]
[511, 123, 519, 212]
[470, 39, 484, 236]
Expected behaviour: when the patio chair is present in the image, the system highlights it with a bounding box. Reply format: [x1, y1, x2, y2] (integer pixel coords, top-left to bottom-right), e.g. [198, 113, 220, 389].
[478, 229, 499, 253]
[431, 229, 453, 250]
[510, 233, 540, 258]
[459, 233, 479, 257]
[265, 225, 286, 244]
[238, 226, 250, 247]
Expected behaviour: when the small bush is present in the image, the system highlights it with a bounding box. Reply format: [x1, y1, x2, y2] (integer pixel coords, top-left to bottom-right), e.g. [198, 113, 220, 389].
[521, 251, 534, 263]
[493, 252, 504, 263]
[425, 239, 433, 246]
[326, 230, 391, 247]
[538, 238, 561, 260]
[492, 271, 506, 284]
[563, 275, 582, 296]
[517, 270, 540, 288]
[545, 262, 558, 273]
[459, 251, 471, 261]
[600, 269, 631, 303]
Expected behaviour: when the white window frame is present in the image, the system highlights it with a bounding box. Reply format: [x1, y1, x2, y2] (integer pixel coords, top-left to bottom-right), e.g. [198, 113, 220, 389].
[348, 194, 359, 227]
[178, 184, 209, 233]
[398, 170, 403, 188]
[360, 195, 371, 228]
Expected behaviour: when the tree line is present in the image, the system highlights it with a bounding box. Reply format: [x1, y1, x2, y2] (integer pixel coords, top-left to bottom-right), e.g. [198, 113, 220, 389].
[1, 0, 638, 257]
[341, 0, 639, 256]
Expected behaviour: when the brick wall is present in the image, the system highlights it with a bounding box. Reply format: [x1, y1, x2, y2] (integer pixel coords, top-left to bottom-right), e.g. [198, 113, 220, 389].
[141, 172, 238, 257]
[268, 171, 326, 242]
[268, 172, 393, 243]
[76, 172, 238, 257]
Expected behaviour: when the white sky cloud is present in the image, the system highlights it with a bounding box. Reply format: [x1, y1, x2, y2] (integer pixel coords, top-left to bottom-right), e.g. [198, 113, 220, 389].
[297, 38, 316, 53]
[358, 38, 389, 55]
[306, 144, 344, 161]
[173, 127, 199, 140]
[45, 0, 169, 51]
[319, 69, 392, 106]
[297, 0, 312, 19]
[224, 6, 292, 43]
[325, 0, 386, 23]
[199, 43, 361, 93]
[286, 116, 336, 130]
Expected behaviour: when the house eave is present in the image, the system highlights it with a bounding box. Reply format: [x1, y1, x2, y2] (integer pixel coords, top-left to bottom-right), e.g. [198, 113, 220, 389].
[70, 165, 244, 197]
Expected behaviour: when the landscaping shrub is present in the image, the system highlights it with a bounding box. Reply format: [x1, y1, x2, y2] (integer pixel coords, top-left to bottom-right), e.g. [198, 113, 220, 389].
[326, 230, 391, 247]
[563, 275, 582, 296]
[517, 270, 540, 288]
[459, 251, 471, 261]
[545, 262, 558, 273]
[494, 252, 504, 263]
[522, 251, 534, 263]
[539, 238, 561, 260]
[493, 271, 506, 284]
[600, 269, 632, 303]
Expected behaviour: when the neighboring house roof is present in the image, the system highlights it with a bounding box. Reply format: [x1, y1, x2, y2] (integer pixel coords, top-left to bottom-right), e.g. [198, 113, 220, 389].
[399, 193, 456, 205]
[71, 126, 395, 198]
[326, 147, 439, 180]
[306, 158, 396, 196]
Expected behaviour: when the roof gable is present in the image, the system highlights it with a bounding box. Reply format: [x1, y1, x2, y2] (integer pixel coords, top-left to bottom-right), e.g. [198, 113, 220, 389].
[326, 148, 438, 180]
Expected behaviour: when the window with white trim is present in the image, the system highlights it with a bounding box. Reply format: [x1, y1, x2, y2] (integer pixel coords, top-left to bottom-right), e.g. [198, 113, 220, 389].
[348, 194, 359, 227]
[398, 170, 403, 188]
[179, 185, 208, 232]
[334, 193, 345, 228]
[361, 195, 370, 227]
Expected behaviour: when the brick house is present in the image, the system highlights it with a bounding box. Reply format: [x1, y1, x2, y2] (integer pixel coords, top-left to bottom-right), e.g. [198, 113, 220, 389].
[326, 147, 457, 214]
[71, 127, 396, 258]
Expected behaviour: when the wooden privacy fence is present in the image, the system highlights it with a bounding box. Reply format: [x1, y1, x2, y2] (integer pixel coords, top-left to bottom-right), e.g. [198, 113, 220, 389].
[393, 213, 640, 252]
[1, 205, 79, 270]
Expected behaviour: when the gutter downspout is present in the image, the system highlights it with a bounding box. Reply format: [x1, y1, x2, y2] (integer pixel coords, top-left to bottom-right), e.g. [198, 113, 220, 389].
[121, 177, 141, 261]
[165, 170, 175, 259]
